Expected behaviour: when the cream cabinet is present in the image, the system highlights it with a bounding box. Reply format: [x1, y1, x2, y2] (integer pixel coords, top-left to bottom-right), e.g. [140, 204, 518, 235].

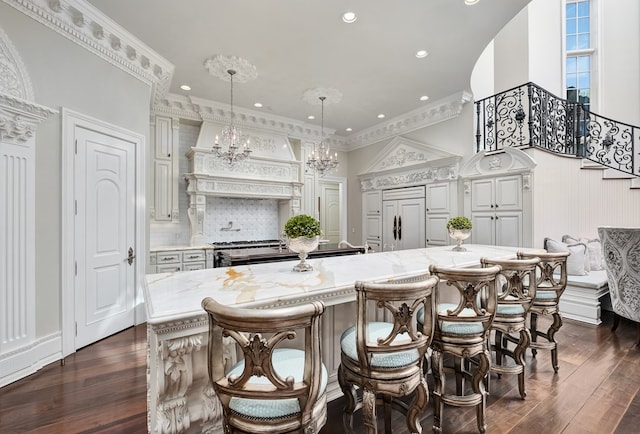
[149, 248, 211, 274]
[470, 175, 523, 247]
[425, 182, 452, 246]
[151, 115, 180, 222]
[381, 187, 425, 251]
[362, 190, 382, 252]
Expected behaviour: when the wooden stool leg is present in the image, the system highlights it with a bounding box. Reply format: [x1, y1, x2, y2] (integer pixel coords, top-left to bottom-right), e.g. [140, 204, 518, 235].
[514, 328, 531, 399]
[431, 350, 444, 434]
[406, 377, 428, 434]
[472, 349, 490, 434]
[548, 312, 563, 373]
[362, 386, 377, 434]
[530, 312, 538, 357]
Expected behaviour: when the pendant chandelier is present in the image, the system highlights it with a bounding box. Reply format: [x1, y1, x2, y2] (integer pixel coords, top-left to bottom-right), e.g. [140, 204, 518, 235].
[212, 69, 252, 165]
[306, 96, 339, 176]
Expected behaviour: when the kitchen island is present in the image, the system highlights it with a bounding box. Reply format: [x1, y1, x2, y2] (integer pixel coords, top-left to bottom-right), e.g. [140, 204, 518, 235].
[144, 244, 542, 434]
[216, 242, 366, 267]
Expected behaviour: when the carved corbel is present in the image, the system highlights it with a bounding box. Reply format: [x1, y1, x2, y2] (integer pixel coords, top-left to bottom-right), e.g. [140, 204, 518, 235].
[157, 335, 203, 434]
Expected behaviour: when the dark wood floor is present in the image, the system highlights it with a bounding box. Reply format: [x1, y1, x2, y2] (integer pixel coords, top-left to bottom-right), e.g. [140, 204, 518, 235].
[2, 311, 640, 433]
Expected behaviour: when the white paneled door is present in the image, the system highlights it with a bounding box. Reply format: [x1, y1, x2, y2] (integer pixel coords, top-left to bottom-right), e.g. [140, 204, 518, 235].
[319, 181, 341, 243]
[74, 126, 135, 349]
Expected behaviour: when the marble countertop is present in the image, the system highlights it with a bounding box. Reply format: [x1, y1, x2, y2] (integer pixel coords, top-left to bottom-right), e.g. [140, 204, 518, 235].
[143, 244, 543, 325]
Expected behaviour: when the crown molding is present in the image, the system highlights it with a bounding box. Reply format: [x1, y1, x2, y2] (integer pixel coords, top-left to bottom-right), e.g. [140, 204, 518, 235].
[155, 92, 350, 151]
[3, 0, 174, 107]
[345, 91, 473, 150]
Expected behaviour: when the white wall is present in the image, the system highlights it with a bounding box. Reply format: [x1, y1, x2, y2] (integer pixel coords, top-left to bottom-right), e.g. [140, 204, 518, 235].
[0, 4, 151, 337]
[529, 148, 640, 247]
[598, 0, 640, 123]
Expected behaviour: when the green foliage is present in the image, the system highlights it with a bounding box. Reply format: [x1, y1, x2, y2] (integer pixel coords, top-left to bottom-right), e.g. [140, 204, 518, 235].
[446, 216, 472, 230]
[284, 214, 322, 238]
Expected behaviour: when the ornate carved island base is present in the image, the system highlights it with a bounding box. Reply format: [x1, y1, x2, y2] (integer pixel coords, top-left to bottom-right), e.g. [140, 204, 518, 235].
[144, 244, 542, 433]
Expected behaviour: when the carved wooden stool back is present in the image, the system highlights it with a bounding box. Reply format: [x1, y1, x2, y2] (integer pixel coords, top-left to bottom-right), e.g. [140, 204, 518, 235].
[338, 274, 438, 434]
[480, 255, 539, 399]
[202, 297, 327, 434]
[426, 264, 501, 434]
[517, 250, 569, 373]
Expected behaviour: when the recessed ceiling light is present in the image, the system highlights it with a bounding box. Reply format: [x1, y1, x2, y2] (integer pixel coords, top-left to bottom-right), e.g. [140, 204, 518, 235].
[180, 84, 191, 91]
[253, 102, 263, 108]
[342, 11, 357, 23]
[420, 95, 430, 101]
[377, 114, 385, 119]
[308, 115, 315, 120]
[415, 50, 428, 58]
[465, 0, 480, 5]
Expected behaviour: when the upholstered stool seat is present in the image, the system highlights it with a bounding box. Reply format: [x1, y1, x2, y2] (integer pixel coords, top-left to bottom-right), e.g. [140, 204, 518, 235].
[226, 348, 328, 421]
[338, 274, 439, 434]
[202, 297, 327, 434]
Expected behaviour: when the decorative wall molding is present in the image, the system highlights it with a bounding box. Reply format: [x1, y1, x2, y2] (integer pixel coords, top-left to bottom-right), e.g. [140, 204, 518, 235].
[346, 91, 473, 150]
[0, 26, 33, 100]
[2, 0, 174, 107]
[458, 146, 537, 179]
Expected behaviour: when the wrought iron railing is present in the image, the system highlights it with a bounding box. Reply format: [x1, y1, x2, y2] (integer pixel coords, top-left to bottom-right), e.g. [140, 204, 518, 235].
[475, 82, 639, 177]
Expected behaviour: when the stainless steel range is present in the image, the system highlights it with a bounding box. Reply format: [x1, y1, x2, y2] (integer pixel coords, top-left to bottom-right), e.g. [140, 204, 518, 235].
[211, 240, 281, 267]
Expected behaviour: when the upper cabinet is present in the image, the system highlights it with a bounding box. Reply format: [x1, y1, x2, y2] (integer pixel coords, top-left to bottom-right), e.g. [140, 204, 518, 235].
[426, 182, 455, 246]
[459, 147, 537, 248]
[151, 115, 180, 222]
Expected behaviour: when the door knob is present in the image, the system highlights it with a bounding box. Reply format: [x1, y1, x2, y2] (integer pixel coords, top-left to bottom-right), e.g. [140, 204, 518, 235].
[127, 247, 136, 265]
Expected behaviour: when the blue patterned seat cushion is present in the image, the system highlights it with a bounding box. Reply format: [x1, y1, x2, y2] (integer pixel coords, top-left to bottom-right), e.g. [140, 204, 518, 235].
[496, 303, 525, 315]
[227, 348, 327, 420]
[418, 303, 484, 335]
[535, 290, 557, 300]
[340, 322, 420, 368]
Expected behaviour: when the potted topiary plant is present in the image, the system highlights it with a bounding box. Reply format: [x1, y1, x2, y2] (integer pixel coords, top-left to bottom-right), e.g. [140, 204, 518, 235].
[283, 214, 322, 272]
[446, 216, 472, 252]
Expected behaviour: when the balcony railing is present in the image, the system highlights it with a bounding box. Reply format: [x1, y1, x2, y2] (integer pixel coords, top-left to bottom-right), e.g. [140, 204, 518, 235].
[475, 82, 639, 177]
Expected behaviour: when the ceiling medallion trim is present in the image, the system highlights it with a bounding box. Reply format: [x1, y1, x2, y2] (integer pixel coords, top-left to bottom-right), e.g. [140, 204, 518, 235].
[302, 88, 342, 106]
[3, 0, 175, 107]
[204, 55, 257, 83]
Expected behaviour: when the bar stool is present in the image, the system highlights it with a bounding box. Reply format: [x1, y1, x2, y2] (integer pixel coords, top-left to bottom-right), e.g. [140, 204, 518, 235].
[425, 264, 501, 434]
[518, 250, 569, 373]
[201, 297, 327, 434]
[480, 255, 539, 399]
[338, 274, 439, 434]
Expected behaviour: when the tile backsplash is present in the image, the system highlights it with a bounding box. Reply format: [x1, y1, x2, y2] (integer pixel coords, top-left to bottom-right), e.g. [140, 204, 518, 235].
[207, 197, 280, 242]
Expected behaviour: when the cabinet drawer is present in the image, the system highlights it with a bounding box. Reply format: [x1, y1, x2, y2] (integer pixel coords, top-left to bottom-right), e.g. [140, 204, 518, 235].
[183, 262, 206, 271]
[156, 251, 181, 264]
[182, 250, 205, 262]
[156, 264, 182, 273]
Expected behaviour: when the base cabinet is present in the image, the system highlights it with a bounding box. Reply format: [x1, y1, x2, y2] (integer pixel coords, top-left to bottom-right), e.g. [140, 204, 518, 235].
[471, 211, 522, 247]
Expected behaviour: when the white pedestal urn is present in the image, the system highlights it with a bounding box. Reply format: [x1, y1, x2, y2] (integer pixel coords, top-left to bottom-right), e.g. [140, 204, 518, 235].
[288, 236, 320, 272]
[449, 228, 471, 252]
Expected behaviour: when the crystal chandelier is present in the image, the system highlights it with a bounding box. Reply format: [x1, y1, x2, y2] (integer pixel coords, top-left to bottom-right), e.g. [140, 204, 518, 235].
[212, 69, 252, 164]
[306, 96, 339, 176]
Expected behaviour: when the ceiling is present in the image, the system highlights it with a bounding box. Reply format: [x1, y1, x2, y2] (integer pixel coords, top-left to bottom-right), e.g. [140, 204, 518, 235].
[86, 0, 530, 138]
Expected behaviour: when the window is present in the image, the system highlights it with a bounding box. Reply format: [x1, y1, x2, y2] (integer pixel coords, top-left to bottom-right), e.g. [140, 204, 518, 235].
[565, 0, 593, 111]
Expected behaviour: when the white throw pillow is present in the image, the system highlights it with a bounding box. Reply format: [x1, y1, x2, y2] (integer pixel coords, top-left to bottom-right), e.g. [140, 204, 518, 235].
[544, 237, 589, 276]
[580, 237, 604, 271]
[561, 234, 591, 273]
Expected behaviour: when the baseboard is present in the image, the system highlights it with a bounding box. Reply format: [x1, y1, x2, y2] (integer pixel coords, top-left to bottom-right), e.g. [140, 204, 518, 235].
[0, 332, 62, 388]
